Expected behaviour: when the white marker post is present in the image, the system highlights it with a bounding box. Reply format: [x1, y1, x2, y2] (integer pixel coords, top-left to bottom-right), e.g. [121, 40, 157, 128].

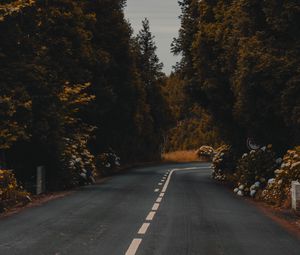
[36, 166, 46, 195]
[291, 181, 300, 211]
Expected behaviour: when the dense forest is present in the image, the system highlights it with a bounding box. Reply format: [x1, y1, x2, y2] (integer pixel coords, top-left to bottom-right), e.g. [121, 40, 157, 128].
[0, 0, 171, 190]
[1, 0, 300, 209]
[171, 0, 300, 154]
[170, 0, 300, 205]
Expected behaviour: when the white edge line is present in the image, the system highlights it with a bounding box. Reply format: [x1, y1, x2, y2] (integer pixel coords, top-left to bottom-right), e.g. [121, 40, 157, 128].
[162, 167, 209, 193]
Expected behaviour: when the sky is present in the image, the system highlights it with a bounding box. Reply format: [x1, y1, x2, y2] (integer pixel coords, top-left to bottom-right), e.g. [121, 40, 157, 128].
[124, 0, 182, 75]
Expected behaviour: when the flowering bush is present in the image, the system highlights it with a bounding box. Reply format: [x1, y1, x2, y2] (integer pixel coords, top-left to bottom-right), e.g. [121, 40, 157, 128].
[212, 145, 236, 181]
[59, 132, 96, 188]
[233, 145, 278, 197]
[196, 146, 214, 161]
[0, 169, 29, 212]
[262, 146, 300, 206]
[96, 151, 121, 177]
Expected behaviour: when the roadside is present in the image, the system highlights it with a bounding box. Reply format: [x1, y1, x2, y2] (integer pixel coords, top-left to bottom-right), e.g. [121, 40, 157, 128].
[249, 199, 300, 239]
[0, 190, 73, 219]
[216, 176, 300, 239]
[161, 150, 201, 162]
[0, 161, 165, 218]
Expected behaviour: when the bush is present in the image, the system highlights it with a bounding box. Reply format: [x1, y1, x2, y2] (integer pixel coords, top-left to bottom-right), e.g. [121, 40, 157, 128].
[262, 146, 300, 206]
[96, 150, 121, 177]
[196, 146, 214, 161]
[233, 145, 278, 197]
[59, 133, 96, 189]
[0, 169, 29, 212]
[212, 145, 236, 182]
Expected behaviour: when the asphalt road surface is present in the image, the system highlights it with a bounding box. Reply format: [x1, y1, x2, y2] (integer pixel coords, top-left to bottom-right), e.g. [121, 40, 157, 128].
[1, 162, 300, 255]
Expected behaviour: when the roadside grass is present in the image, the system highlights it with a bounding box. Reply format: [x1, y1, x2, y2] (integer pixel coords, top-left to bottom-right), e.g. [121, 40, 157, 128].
[162, 150, 200, 163]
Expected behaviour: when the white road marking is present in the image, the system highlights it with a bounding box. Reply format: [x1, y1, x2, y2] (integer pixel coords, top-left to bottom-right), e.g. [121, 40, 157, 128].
[146, 211, 156, 221]
[162, 167, 207, 193]
[152, 203, 160, 211]
[158, 183, 163, 186]
[156, 197, 162, 203]
[138, 223, 150, 235]
[125, 238, 142, 255]
[125, 166, 210, 255]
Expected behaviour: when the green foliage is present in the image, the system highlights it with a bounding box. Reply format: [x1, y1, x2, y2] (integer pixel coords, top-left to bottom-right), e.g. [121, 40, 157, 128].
[0, 169, 29, 212]
[212, 145, 236, 182]
[0, 0, 171, 190]
[172, 0, 300, 152]
[234, 146, 277, 193]
[263, 147, 300, 206]
[162, 73, 222, 152]
[137, 18, 164, 86]
[196, 145, 214, 161]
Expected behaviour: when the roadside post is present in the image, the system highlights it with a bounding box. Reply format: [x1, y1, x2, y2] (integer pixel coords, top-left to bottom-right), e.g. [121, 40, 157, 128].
[36, 166, 46, 195]
[291, 181, 300, 212]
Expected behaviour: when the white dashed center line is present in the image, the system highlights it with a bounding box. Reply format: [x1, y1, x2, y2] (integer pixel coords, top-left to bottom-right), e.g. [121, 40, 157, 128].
[146, 211, 156, 221]
[125, 166, 209, 255]
[138, 223, 150, 235]
[152, 203, 160, 211]
[156, 197, 162, 203]
[125, 239, 142, 255]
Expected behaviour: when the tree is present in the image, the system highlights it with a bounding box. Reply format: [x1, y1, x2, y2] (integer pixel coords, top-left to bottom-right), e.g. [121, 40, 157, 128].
[173, 0, 300, 153]
[135, 19, 171, 157]
[137, 18, 164, 87]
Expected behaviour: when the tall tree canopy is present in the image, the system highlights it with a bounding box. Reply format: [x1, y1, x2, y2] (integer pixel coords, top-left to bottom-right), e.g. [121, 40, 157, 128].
[173, 0, 300, 153]
[0, 0, 170, 188]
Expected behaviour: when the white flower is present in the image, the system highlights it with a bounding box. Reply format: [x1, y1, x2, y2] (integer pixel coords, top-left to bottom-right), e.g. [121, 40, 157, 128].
[261, 146, 266, 152]
[291, 162, 300, 170]
[268, 178, 275, 184]
[250, 190, 256, 197]
[234, 188, 239, 193]
[274, 169, 283, 175]
[239, 184, 245, 190]
[237, 190, 244, 196]
[242, 153, 248, 159]
[254, 181, 260, 188]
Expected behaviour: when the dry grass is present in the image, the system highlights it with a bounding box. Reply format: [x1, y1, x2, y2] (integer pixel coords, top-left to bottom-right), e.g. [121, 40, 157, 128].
[162, 150, 200, 163]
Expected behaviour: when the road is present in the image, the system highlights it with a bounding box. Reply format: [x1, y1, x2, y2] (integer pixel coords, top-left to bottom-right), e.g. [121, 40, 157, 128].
[0, 162, 300, 255]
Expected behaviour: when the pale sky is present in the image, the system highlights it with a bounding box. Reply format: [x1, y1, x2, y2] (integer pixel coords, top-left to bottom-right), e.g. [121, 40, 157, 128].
[124, 0, 181, 74]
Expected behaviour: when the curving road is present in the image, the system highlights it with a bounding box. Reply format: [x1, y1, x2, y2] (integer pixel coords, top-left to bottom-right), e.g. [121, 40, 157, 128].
[0, 163, 300, 255]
